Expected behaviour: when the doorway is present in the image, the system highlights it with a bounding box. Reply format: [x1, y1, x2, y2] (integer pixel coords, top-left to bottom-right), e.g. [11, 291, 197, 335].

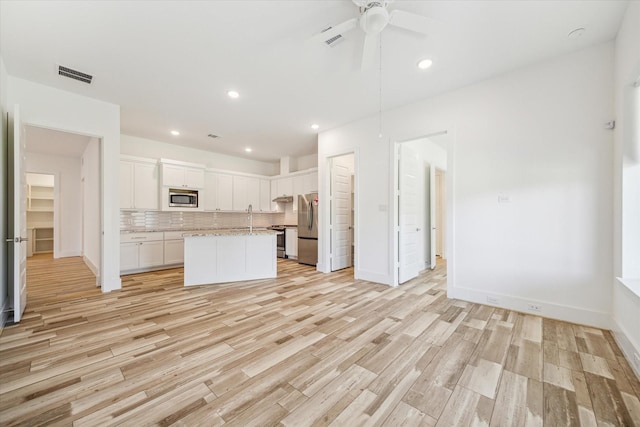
[23, 126, 102, 301]
[395, 133, 449, 285]
[329, 153, 356, 273]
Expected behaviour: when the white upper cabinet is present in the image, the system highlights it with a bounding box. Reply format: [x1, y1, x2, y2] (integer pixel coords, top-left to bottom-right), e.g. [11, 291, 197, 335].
[204, 172, 233, 211]
[293, 175, 304, 211]
[232, 176, 249, 211]
[120, 159, 158, 210]
[161, 162, 204, 189]
[246, 177, 260, 209]
[304, 171, 318, 193]
[134, 162, 159, 209]
[277, 177, 293, 197]
[259, 179, 271, 212]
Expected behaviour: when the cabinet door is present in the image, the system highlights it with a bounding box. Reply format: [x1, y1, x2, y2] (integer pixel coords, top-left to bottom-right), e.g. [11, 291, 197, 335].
[203, 172, 217, 210]
[270, 180, 279, 211]
[162, 164, 185, 187]
[184, 167, 204, 189]
[134, 162, 158, 209]
[139, 241, 164, 268]
[285, 228, 298, 257]
[119, 161, 134, 209]
[259, 179, 271, 212]
[278, 177, 293, 197]
[304, 172, 318, 193]
[217, 174, 233, 210]
[164, 239, 184, 264]
[232, 176, 248, 211]
[247, 177, 260, 209]
[293, 176, 304, 212]
[120, 242, 139, 271]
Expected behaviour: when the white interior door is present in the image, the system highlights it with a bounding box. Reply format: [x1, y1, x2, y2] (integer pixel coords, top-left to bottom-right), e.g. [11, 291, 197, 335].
[8, 105, 28, 323]
[330, 156, 351, 271]
[435, 171, 444, 257]
[398, 145, 420, 284]
[429, 165, 437, 269]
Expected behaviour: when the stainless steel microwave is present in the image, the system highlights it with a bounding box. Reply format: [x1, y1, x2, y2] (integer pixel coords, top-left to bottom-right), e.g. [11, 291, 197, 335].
[168, 188, 198, 208]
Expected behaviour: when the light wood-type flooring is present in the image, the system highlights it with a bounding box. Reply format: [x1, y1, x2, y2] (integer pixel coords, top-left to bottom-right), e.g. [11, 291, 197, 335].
[1, 254, 639, 426]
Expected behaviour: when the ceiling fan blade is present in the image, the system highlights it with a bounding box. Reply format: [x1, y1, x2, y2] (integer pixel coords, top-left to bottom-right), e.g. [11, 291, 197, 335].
[388, 9, 433, 36]
[361, 33, 379, 71]
[312, 18, 358, 43]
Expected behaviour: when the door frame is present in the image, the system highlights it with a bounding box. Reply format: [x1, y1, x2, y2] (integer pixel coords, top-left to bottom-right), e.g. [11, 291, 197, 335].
[19, 123, 104, 289]
[392, 129, 455, 287]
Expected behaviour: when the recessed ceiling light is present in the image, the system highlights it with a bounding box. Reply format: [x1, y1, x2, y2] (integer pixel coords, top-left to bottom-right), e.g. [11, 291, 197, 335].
[245, 147, 252, 153]
[417, 59, 433, 70]
[227, 90, 240, 99]
[311, 124, 319, 130]
[170, 130, 180, 136]
[568, 28, 585, 39]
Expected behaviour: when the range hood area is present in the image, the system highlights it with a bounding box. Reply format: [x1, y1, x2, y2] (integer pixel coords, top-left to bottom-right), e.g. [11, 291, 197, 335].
[272, 195, 293, 203]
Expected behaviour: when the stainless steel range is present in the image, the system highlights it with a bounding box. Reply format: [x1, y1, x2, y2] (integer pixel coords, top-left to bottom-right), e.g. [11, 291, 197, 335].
[270, 226, 286, 258]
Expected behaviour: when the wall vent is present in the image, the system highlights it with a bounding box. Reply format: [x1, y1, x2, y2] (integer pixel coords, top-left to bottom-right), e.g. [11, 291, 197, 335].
[321, 27, 344, 46]
[58, 65, 93, 84]
[207, 134, 219, 139]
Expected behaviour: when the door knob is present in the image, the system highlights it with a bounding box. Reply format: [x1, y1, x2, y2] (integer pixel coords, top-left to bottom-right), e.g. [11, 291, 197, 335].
[416, 228, 421, 232]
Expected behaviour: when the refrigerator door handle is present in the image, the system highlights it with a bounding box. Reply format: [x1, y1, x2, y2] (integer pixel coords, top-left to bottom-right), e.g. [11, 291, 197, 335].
[309, 202, 313, 231]
[307, 201, 312, 230]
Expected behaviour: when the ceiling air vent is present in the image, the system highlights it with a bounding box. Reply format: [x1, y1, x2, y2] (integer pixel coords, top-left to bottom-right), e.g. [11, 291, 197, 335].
[58, 65, 93, 84]
[321, 26, 344, 46]
[207, 134, 219, 139]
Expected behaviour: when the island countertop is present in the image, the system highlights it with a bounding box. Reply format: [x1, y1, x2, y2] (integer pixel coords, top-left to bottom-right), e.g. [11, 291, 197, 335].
[183, 229, 277, 237]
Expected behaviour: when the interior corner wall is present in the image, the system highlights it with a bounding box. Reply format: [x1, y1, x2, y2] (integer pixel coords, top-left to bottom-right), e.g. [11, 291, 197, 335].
[319, 41, 615, 327]
[0, 55, 9, 331]
[26, 152, 82, 257]
[7, 76, 121, 292]
[612, 1, 640, 377]
[82, 137, 100, 277]
[120, 134, 279, 176]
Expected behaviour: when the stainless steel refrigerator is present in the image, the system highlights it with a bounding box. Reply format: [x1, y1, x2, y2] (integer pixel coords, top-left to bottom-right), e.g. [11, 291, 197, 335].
[298, 193, 318, 266]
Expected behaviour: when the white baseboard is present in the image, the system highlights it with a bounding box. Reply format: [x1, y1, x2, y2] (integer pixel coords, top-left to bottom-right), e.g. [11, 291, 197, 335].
[611, 318, 640, 379]
[355, 270, 394, 286]
[83, 256, 100, 286]
[57, 250, 82, 258]
[447, 285, 611, 329]
[0, 299, 9, 335]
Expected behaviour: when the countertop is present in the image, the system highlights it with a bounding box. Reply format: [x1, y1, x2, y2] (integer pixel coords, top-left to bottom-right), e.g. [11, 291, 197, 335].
[183, 229, 278, 237]
[121, 227, 269, 234]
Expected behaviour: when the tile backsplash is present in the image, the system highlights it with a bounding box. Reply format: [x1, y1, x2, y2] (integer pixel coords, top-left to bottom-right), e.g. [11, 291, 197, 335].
[119, 209, 304, 232]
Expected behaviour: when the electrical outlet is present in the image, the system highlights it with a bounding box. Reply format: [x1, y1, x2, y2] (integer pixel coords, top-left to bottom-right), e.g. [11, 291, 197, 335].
[527, 303, 542, 312]
[487, 296, 500, 305]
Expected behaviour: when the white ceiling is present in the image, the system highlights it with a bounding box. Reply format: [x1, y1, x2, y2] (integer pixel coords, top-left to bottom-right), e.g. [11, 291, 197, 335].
[25, 126, 92, 157]
[1, 0, 628, 162]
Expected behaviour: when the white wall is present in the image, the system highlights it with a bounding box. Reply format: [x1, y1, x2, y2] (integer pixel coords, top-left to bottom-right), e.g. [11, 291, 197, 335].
[612, 1, 640, 378]
[319, 42, 614, 328]
[26, 152, 82, 257]
[82, 137, 101, 277]
[292, 153, 318, 172]
[0, 55, 8, 330]
[7, 77, 121, 292]
[121, 134, 279, 176]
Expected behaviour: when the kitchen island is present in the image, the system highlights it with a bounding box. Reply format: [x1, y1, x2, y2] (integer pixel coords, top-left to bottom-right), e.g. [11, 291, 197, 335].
[183, 229, 277, 286]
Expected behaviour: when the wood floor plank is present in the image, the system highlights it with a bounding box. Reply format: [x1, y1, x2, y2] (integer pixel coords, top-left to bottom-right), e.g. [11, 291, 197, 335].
[0, 255, 638, 426]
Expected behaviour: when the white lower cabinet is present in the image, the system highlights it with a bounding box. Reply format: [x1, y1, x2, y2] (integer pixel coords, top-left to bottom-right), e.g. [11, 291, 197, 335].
[120, 242, 140, 271]
[285, 227, 298, 258]
[139, 241, 164, 268]
[120, 232, 165, 273]
[164, 233, 185, 265]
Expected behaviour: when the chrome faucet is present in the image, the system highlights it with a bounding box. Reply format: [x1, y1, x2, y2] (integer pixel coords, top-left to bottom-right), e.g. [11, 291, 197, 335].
[248, 204, 253, 234]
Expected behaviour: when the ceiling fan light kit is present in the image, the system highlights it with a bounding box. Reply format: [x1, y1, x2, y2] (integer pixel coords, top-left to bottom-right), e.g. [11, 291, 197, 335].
[315, 0, 434, 70]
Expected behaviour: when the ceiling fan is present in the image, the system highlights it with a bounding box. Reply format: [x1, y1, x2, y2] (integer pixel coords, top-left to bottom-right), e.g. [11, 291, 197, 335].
[313, 0, 435, 70]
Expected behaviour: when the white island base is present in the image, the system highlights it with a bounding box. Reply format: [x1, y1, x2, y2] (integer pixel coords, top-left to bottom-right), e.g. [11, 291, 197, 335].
[184, 232, 277, 286]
